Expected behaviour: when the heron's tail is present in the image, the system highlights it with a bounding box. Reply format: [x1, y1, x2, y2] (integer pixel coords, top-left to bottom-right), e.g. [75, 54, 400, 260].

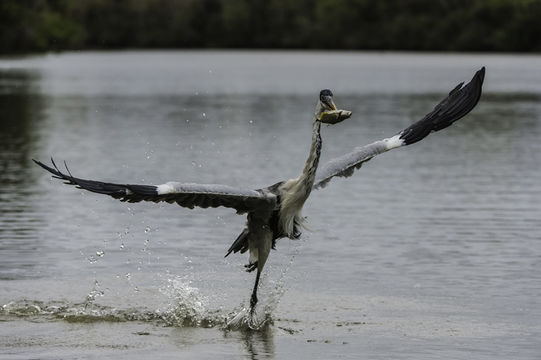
[225, 228, 249, 257]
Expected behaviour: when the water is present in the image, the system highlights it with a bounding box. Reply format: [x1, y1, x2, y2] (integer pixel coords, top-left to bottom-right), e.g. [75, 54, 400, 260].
[1, 51, 540, 359]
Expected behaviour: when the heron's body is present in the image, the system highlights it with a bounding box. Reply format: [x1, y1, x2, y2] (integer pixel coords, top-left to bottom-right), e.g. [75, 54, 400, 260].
[233, 117, 322, 262]
[225, 103, 331, 308]
[33, 67, 485, 317]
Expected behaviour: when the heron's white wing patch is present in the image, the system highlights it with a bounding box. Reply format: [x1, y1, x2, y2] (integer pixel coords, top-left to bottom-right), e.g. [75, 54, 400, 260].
[384, 134, 405, 150]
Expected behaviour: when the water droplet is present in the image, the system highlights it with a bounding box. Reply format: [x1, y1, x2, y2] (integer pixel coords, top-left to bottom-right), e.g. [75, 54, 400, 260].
[144, 226, 151, 234]
[125, 273, 131, 280]
[186, 119, 190, 123]
[120, 243, 125, 250]
[249, 120, 253, 124]
[96, 250, 105, 257]
[202, 112, 206, 117]
[142, 239, 150, 252]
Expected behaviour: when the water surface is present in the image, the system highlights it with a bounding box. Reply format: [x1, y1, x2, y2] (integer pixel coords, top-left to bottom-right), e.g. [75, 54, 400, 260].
[1, 51, 540, 359]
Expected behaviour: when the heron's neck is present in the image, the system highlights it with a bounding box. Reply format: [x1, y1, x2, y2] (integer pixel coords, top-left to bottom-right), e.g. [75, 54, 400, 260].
[298, 118, 322, 191]
[277, 117, 322, 237]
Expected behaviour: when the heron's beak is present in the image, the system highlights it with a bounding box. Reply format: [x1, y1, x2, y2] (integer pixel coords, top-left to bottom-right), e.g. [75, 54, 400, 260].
[323, 96, 337, 111]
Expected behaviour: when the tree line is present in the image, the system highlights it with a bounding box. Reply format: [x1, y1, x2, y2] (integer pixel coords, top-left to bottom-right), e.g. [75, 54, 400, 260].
[1, 0, 540, 54]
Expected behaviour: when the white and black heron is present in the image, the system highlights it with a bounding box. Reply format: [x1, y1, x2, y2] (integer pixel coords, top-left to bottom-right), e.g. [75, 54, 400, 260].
[34, 67, 485, 314]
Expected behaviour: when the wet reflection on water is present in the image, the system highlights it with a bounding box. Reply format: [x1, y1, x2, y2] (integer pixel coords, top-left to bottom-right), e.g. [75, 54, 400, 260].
[0, 70, 47, 279]
[238, 325, 275, 360]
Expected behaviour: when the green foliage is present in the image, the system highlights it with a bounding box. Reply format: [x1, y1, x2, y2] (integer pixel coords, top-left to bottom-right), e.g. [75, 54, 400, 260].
[0, 0, 84, 53]
[0, 0, 540, 54]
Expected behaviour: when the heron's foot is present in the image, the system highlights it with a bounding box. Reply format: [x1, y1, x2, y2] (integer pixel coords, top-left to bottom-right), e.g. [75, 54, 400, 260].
[247, 305, 262, 330]
[244, 261, 257, 272]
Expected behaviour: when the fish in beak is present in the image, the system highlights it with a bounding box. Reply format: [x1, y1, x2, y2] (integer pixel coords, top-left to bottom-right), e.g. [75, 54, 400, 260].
[318, 89, 351, 124]
[319, 109, 352, 124]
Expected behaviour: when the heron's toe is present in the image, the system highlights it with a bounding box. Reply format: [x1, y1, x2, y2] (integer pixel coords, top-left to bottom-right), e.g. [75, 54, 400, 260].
[244, 261, 258, 272]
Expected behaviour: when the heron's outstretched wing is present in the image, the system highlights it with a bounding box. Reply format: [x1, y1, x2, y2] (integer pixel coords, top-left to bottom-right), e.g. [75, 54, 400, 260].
[314, 67, 485, 190]
[34, 159, 276, 214]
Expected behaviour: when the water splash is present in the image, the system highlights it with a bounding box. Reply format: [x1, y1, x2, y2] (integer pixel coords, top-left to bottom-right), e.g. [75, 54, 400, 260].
[226, 244, 299, 331]
[84, 279, 105, 306]
[158, 277, 218, 327]
[225, 306, 272, 330]
[1, 297, 217, 327]
[1, 248, 301, 331]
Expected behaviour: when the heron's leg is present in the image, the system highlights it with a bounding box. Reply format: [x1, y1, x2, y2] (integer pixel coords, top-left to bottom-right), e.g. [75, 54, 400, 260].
[249, 269, 261, 312]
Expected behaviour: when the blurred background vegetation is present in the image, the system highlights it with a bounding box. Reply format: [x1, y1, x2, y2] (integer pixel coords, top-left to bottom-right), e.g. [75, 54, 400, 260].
[1, 0, 540, 54]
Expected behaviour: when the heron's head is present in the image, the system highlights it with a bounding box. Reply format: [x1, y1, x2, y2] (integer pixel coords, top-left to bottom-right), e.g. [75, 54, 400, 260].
[316, 89, 352, 124]
[319, 89, 337, 112]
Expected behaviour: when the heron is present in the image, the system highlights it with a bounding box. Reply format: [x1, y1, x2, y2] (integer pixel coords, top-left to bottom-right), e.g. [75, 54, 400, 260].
[34, 67, 485, 316]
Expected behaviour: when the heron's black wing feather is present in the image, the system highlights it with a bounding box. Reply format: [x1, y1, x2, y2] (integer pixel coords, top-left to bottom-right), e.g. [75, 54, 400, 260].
[399, 67, 485, 145]
[34, 158, 276, 214]
[225, 227, 250, 257]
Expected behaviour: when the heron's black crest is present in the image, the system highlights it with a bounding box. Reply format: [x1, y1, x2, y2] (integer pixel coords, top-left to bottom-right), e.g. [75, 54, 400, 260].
[319, 89, 333, 100]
